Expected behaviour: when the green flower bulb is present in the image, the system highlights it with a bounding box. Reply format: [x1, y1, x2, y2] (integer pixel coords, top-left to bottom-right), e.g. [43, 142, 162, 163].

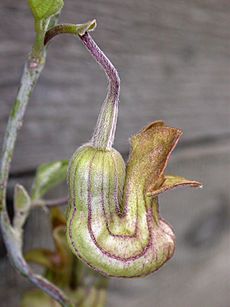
[66, 33, 201, 278]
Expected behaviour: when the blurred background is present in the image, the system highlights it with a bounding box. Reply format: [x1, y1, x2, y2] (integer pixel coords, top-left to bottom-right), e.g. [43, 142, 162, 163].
[0, 0, 230, 306]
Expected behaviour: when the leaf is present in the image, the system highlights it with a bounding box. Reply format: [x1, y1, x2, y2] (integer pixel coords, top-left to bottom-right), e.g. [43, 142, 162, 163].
[28, 0, 64, 20]
[31, 160, 68, 200]
[13, 184, 31, 230]
[14, 184, 31, 211]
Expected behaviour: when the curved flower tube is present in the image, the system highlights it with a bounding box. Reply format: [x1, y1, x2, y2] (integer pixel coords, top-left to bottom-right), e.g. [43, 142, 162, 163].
[66, 32, 201, 278]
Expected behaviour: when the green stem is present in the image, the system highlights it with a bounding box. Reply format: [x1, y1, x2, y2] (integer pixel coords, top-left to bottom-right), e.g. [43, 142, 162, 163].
[45, 23, 80, 44]
[32, 196, 69, 209]
[0, 14, 74, 307]
[44, 20, 96, 45]
[1, 211, 73, 307]
[0, 53, 45, 214]
[0, 14, 59, 213]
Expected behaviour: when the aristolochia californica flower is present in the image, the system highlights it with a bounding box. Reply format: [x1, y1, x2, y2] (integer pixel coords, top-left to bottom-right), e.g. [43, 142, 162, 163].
[66, 32, 202, 278]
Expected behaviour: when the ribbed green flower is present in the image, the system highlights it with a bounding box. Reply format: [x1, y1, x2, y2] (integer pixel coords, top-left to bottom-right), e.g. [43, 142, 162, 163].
[66, 33, 202, 278]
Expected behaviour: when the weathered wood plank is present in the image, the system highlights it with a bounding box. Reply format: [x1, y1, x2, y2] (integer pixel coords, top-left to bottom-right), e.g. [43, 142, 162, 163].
[0, 0, 230, 171]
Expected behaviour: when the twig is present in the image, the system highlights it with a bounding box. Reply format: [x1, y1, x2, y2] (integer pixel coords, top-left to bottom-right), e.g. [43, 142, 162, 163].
[0, 55, 45, 214]
[1, 211, 72, 307]
[32, 196, 69, 209]
[0, 15, 74, 307]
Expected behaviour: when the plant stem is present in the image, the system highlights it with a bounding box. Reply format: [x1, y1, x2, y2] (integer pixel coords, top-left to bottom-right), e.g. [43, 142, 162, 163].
[80, 33, 120, 149]
[45, 23, 81, 44]
[45, 22, 118, 149]
[1, 211, 72, 307]
[44, 20, 96, 45]
[0, 54, 45, 214]
[0, 15, 73, 307]
[0, 14, 59, 213]
[32, 196, 69, 209]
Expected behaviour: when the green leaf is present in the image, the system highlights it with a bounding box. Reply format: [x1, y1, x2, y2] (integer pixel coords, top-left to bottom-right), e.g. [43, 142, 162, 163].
[28, 0, 64, 20]
[13, 184, 31, 230]
[14, 184, 31, 211]
[31, 160, 68, 200]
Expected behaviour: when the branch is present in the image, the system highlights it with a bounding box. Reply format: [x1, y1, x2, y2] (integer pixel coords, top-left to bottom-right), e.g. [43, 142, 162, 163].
[32, 196, 69, 209]
[0, 13, 61, 213]
[1, 211, 72, 307]
[0, 55, 45, 214]
[0, 14, 74, 307]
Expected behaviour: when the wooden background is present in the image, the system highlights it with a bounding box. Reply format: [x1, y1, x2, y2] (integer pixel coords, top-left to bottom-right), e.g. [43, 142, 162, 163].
[0, 0, 230, 306]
